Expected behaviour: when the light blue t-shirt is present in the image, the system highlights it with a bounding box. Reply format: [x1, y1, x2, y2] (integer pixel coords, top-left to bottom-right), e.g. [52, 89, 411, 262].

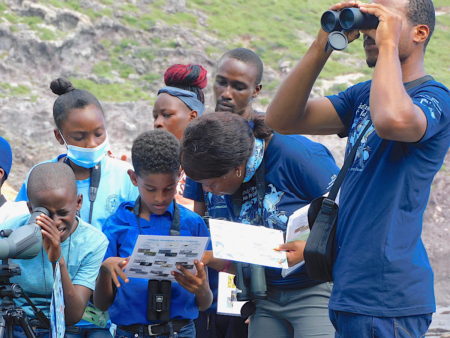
[16, 155, 138, 231]
[0, 214, 108, 319]
[327, 79, 449, 317]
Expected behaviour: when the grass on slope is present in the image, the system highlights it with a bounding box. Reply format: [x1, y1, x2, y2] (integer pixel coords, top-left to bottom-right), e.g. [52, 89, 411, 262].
[6, 0, 449, 101]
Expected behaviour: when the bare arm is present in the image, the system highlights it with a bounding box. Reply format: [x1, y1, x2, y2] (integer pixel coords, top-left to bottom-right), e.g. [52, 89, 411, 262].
[173, 260, 213, 311]
[360, 3, 427, 142]
[266, 30, 344, 135]
[93, 257, 129, 311]
[201, 251, 236, 275]
[58, 258, 92, 325]
[193, 201, 206, 216]
[266, 2, 368, 136]
[37, 214, 92, 325]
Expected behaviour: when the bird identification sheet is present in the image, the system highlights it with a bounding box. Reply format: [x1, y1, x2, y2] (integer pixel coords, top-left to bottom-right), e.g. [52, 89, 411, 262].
[209, 219, 288, 269]
[125, 235, 209, 280]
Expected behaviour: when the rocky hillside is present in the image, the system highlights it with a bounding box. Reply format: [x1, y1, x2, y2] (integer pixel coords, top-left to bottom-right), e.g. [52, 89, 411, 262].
[0, 0, 449, 313]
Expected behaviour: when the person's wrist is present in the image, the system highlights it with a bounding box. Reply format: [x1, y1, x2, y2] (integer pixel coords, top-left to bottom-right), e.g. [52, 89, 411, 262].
[312, 31, 333, 56]
[50, 249, 62, 264]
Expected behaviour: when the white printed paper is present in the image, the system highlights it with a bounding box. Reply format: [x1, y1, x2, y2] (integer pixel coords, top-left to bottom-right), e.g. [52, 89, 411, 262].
[125, 235, 209, 280]
[209, 219, 287, 269]
[50, 263, 65, 338]
[217, 272, 245, 316]
[281, 204, 311, 277]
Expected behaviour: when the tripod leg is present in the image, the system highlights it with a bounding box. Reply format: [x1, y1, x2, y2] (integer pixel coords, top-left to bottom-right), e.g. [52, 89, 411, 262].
[17, 316, 36, 338]
[5, 315, 14, 338]
[0, 315, 5, 338]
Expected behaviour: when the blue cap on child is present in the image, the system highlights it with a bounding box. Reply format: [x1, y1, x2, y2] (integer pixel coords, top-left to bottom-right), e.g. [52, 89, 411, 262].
[0, 136, 12, 179]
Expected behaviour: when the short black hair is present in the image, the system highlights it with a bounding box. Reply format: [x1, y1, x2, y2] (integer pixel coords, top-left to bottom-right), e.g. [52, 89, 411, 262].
[27, 162, 77, 203]
[180, 112, 271, 180]
[220, 48, 264, 85]
[132, 130, 180, 177]
[50, 78, 104, 129]
[407, 0, 435, 48]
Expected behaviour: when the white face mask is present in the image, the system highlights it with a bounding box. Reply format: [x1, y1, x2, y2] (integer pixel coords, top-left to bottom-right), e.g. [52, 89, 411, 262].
[59, 131, 110, 168]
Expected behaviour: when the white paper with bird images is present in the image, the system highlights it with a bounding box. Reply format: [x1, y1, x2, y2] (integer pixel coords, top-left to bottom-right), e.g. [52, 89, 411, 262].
[209, 219, 288, 269]
[125, 235, 209, 280]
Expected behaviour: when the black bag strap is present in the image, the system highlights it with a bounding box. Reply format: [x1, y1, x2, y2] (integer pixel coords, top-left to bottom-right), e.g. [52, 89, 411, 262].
[133, 197, 180, 236]
[328, 121, 372, 201]
[328, 74, 434, 201]
[404, 75, 434, 91]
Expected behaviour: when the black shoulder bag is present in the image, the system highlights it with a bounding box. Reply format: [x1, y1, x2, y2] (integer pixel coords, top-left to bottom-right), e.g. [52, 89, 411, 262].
[304, 75, 434, 282]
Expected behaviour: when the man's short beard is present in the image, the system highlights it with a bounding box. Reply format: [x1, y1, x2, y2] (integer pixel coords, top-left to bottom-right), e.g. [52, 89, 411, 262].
[366, 58, 376, 68]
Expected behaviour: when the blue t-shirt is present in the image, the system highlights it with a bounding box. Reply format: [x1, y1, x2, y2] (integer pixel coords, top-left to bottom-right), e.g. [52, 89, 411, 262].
[185, 133, 339, 289]
[102, 200, 211, 326]
[327, 79, 449, 317]
[16, 155, 138, 231]
[0, 214, 108, 319]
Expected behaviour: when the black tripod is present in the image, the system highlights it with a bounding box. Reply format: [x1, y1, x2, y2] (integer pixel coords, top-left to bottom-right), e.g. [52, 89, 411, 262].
[0, 260, 39, 338]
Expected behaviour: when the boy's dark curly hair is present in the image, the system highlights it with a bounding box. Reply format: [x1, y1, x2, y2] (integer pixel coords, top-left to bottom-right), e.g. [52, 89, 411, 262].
[132, 130, 180, 176]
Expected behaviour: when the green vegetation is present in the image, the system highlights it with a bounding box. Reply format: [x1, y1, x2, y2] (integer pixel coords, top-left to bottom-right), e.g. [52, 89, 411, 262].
[3, 0, 448, 101]
[0, 83, 31, 97]
[70, 78, 151, 102]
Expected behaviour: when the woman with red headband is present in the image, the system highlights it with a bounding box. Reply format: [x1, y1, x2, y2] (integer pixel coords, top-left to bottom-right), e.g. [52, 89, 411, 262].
[153, 64, 208, 210]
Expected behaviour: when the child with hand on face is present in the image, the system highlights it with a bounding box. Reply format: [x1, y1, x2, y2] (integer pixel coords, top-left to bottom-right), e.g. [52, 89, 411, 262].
[94, 130, 212, 338]
[0, 162, 108, 338]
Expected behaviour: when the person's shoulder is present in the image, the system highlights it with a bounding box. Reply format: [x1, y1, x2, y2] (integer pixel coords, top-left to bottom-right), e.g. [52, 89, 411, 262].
[412, 80, 449, 102]
[76, 218, 109, 245]
[103, 200, 136, 231]
[269, 133, 331, 157]
[178, 203, 204, 224]
[103, 156, 133, 172]
[267, 134, 337, 172]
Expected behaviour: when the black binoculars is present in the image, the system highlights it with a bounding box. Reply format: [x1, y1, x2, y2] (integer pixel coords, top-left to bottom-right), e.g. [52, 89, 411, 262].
[321, 8, 379, 50]
[234, 262, 267, 302]
[147, 280, 172, 322]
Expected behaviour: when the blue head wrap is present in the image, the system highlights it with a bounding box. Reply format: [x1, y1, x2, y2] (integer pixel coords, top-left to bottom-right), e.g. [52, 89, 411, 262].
[157, 86, 205, 115]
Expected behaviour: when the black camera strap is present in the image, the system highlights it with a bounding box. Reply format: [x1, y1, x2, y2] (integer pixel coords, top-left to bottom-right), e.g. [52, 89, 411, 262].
[133, 197, 180, 236]
[63, 157, 101, 224]
[88, 164, 101, 224]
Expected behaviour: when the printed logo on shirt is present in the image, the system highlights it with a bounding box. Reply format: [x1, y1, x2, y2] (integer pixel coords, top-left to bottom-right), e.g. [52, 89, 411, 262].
[105, 194, 120, 214]
[263, 184, 288, 230]
[416, 95, 443, 120]
[348, 103, 376, 172]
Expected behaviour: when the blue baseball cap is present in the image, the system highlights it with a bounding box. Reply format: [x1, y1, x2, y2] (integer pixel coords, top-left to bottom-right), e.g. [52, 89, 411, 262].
[0, 136, 12, 179]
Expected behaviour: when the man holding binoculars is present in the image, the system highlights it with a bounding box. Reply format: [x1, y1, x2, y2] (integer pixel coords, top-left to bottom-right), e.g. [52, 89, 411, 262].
[267, 0, 449, 336]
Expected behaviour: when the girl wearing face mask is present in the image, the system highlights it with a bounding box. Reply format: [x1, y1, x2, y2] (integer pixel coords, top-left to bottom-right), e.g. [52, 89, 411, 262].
[16, 78, 138, 337]
[16, 78, 138, 232]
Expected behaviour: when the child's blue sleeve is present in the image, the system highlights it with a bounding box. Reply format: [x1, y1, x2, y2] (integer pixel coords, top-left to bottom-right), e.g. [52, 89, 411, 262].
[15, 181, 28, 201]
[72, 234, 109, 290]
[183, 178, 205, 202]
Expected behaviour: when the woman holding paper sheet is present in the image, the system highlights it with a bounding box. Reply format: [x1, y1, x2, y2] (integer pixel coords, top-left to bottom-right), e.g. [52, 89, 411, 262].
[180, 112, 339, 338]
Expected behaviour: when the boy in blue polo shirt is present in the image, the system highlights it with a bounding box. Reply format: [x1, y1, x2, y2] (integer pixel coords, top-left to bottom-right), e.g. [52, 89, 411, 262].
[94, 130, 212, 338]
